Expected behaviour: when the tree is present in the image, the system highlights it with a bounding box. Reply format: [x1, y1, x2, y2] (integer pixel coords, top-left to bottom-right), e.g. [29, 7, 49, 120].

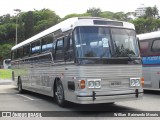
[0, 14, 11, 24]
[152, 5, 159, 18]
[24, 11, 34, 40]
[0, 44, 12, 62]
[130, 18, 147, 34]
[100, 11, 115, 19]
[0, 23, 16, 43]
[145, 7, 153, 18]
[130, 18, 160, 34]
[33, 9, 60, 34]
[144, 6, 159, 19]
[87, 7, 102, 17]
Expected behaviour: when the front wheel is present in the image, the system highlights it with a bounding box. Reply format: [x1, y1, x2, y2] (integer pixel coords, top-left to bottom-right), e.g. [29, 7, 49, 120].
[55, 80, 66, 107]
[18, 78, 23, 93]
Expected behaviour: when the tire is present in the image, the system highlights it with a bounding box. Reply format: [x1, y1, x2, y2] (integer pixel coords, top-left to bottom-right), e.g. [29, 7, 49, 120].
[55, 80, 66, 107]
[18, 78, 23, 93]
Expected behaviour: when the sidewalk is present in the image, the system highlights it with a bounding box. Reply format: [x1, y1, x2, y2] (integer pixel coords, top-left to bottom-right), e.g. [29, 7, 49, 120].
[0, 80, 12, 85]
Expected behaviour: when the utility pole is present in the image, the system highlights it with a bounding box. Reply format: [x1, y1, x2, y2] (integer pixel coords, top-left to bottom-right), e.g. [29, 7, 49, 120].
[14, 9, 21, 45]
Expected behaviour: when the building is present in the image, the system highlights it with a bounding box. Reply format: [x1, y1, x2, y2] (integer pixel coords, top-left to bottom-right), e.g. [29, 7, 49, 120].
[135, 4, 147, 17]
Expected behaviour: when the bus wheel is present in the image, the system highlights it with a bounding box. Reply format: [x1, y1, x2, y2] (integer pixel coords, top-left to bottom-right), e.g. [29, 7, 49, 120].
[55, 80, 66, 107]
[18, 78, 23, 93]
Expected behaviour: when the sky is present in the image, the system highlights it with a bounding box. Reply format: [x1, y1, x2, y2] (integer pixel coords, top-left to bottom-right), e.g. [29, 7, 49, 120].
[0, 0, 160, 18]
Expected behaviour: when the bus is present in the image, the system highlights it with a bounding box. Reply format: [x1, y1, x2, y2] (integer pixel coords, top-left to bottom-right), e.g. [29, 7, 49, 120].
[11, 17, 143, 107]
[3, 59, 11, 69]
[138, 31, 160, 90]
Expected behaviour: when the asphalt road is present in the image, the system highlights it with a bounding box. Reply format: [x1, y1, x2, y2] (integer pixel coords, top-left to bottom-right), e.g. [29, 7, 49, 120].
[0, 82, 160, 120]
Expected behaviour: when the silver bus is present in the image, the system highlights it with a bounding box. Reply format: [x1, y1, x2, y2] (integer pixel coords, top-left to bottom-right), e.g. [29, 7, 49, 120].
[138, 31, 160, 90]
[11, 17, 143, 107]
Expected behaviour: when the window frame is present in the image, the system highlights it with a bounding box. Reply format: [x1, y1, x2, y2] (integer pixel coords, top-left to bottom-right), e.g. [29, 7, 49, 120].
[151, 39, 160, 53]
[31, 40, 41, 55]
[41, 34, 54, 53]
[54, 37, 64, 62]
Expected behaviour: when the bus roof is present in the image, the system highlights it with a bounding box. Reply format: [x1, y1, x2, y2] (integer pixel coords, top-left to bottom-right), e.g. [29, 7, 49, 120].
[11, 17, 135, 51]
[137, 31, 160, 41]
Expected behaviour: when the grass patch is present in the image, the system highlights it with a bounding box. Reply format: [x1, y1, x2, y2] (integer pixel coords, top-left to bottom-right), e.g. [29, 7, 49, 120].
[0, 69, 12, 80]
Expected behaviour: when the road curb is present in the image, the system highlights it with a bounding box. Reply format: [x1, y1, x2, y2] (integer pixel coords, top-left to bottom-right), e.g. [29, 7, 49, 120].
[0, 80, 12, 85]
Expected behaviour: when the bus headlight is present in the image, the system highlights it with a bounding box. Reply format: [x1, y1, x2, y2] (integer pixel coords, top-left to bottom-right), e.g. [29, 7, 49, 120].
[88, 79, 101, 88]
[88, 81, 95, 88]
[95, 81, 101, 88]
[130, 78, 140, 87]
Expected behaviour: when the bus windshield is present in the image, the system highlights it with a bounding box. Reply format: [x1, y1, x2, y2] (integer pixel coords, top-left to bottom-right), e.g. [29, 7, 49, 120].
[74, 26, 139, 60]
[111, 28, 139, 57]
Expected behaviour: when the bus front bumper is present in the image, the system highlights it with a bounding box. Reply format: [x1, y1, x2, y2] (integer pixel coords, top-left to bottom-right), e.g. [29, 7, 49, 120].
[75, 89, 143, 104]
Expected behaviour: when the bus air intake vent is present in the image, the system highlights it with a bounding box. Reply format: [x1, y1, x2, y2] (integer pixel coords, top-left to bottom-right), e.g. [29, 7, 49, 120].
[93, 20, 123, 26]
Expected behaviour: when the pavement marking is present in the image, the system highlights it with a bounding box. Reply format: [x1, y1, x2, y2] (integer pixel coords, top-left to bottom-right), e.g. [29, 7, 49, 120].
[16, 94, 36, 100]
[24, 99, 41, 101]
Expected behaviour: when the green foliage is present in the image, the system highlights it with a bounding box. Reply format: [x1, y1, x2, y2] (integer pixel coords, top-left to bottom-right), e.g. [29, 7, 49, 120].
[130, 5, 160, 34]
[100, 11, 115, 19]
[130, 18, 147, 34]
[0, 44, 12, 62]
[152, 5, 159, 17]
[0, 23, 16, 43]
[24, 11, 34, 39]
[145, 7, 153, 18]
[100, 11, 134, 21]
[33, 9, 60, 34]
[0, 69, 12, 80]
[0, 14, 12, 24]
[87, 7, 102, 17]
[130, 18, 160, 34]
[143, 6, 159, 19]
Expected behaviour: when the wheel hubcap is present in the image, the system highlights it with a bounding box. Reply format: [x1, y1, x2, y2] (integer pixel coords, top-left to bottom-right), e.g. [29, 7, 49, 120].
[56, 82, 63, 102]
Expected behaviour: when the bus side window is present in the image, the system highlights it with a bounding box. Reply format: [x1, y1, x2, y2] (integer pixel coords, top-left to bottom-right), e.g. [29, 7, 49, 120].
[64, 34, 73, 61]
[11, 50, 17, 60]
[151, 39, 160, 52]
[55, 38, 64, 62]
[23, 44, 30, 57]
[17, 47, 23, 58]
[31, 40, 41, 54]
[42, 34, 54, 52]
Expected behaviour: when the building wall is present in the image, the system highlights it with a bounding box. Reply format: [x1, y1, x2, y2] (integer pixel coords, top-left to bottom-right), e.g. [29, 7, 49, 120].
[135, 4, 147, 17]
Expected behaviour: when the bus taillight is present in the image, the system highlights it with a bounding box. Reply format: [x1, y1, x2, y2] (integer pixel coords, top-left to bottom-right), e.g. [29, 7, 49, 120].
[79, 80, 85, 89]
[141, 77, 144, 87]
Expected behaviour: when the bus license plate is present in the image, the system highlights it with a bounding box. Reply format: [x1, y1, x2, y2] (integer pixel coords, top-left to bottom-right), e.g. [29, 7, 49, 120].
[110, 81, 122, 87]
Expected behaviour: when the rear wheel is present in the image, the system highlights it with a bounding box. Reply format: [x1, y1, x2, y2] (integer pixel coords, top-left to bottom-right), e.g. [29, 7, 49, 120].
[55, 80, 66, 107]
